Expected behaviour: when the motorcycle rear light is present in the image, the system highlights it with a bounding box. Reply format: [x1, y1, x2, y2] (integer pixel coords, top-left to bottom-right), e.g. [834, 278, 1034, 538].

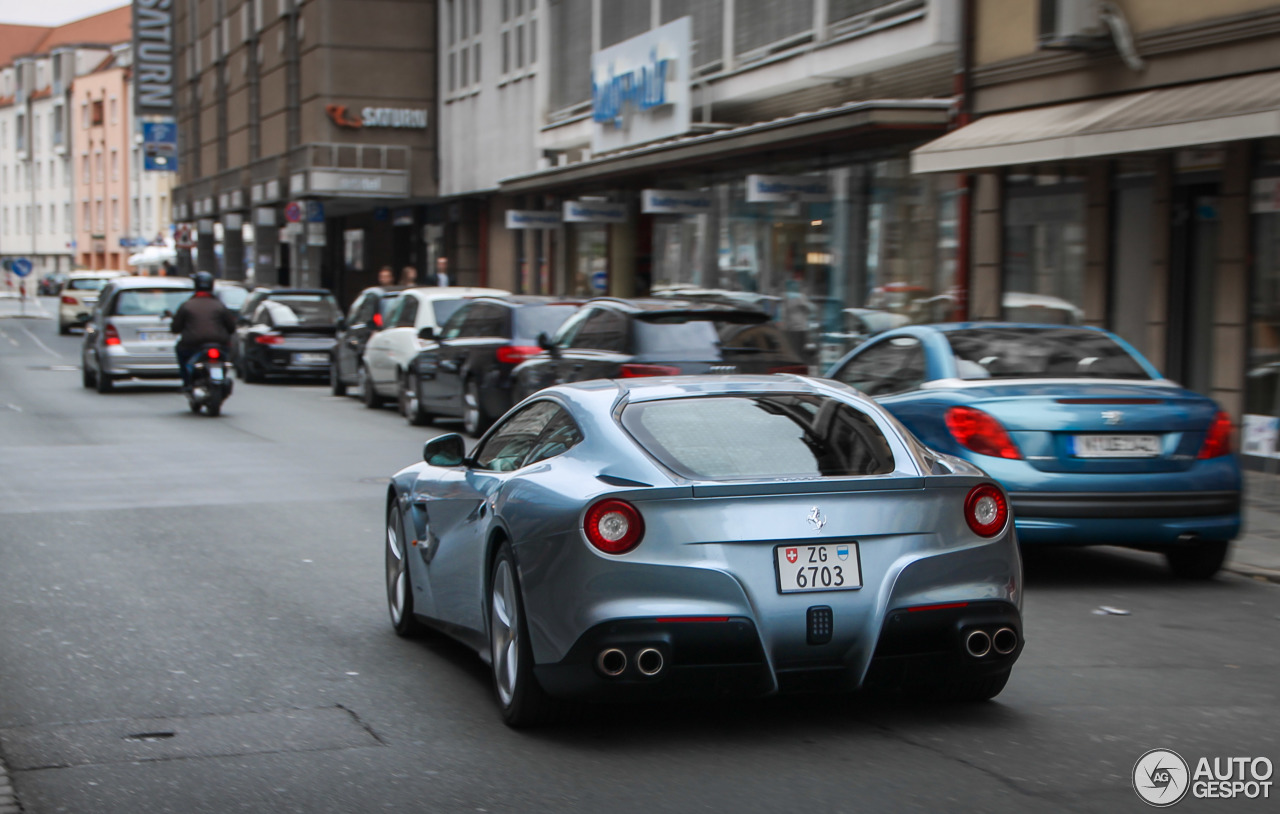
[495, 345, 542, 365]
[255, 333, 285, 345]
[584, 498, 644, 554]
[104, 324, 121, 346]
[769, 364, 810, 374]
[965, 483, 1009, 537]
[618, 364, 681, 378]
[207, 348, 221, 360]
[61, 295, 77, 305]
[945, 406, 1023, 459]
[1198, 411, 1233, 459]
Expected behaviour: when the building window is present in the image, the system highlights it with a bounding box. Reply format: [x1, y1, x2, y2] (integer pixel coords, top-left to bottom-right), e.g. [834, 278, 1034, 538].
[34, 161, 40, 189]
[550, 0, 589, 109]
[109, 97, 118, 124]
[95, 200, 104, 232]
[91, 100, 104, 126]
[503, 0, 538, 80]
[1002, 170, 1087, 322]
[447, 0, 482, 96]
[81, 155, 90, 183]
[111, 199, 119, 231]
[49, 161, 55, 188]
[64, 203, 70, 233]
[49, 203, 56, 233]
[111, 150, 119, 181]
[81, 101, 89, 129]
[95, 152, 103, 182]
[82, 201, 90, 229]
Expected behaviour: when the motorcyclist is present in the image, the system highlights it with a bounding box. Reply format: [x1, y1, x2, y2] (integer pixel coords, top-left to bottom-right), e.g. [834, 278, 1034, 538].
[170, 271, 236, 389]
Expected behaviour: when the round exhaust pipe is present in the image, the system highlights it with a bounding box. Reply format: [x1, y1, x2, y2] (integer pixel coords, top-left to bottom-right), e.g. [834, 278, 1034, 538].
[992, 627, 1018, 656]
[636, 647, 664, 677]
[597, 648, 627, 677]
[964, 629, 992, 658]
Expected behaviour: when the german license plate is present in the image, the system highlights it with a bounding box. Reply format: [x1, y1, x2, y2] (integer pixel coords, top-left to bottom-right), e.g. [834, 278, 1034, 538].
[293, 352, 329, 365]
[1073, 434, 1160, 458]
[138, 331, 174, 341]
[775, 543, 862, 593]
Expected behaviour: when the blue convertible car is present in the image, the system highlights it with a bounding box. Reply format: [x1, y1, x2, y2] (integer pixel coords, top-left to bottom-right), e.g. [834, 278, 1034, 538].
[386, 375, 1023, 725]
[825, 324, 1241, 579]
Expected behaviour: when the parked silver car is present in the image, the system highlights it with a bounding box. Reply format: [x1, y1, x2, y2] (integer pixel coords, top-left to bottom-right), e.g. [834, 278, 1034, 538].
[81, 277, 194, 392]
[385, 374, 1024, 726]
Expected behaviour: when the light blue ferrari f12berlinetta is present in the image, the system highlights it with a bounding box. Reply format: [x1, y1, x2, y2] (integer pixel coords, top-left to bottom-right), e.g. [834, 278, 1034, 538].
[385, 375, 1023, 726]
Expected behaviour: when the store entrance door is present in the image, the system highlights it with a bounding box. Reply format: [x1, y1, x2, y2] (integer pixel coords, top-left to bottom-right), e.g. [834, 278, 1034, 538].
[1167, 184, 1219, 394]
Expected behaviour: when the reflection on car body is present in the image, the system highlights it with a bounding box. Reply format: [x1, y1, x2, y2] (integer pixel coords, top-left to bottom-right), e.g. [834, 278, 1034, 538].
[385, 375, 1023, 726]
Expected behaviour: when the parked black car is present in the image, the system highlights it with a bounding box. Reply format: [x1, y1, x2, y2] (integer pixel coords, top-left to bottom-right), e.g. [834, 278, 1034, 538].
[510, 297, 809, 401]
[234, 289, 341, 382]
[38, 271, 68, 296]
[402, 295, 583, 433]
[330, 285, 407, 396]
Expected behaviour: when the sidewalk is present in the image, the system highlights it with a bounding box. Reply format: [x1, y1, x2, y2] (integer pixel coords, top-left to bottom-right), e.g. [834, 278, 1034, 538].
[1234, 470, 1280, 581]
[0, 293, 50, 320]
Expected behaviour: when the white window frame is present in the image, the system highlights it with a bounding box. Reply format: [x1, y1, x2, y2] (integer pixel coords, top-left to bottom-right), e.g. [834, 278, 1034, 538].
[500, 0, 538, 86]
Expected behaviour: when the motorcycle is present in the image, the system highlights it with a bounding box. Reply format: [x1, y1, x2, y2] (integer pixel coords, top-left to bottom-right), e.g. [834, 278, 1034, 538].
[186, 344, 233, 416]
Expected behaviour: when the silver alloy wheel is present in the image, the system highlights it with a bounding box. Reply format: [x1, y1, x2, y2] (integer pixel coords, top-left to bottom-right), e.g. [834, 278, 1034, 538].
[463, 383, 481, 436]
[386, 513, 407, 626]
[490, 558, 519, 707]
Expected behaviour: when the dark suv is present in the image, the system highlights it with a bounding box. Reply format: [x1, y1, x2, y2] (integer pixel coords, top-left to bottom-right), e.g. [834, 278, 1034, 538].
[511, 297, 808, 402]
[330, 285, 407, 396]
[403, 295, 582, 434]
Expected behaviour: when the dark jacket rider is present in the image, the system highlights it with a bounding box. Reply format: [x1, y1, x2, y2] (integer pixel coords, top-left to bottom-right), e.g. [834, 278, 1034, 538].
[171, 271, 235, 387]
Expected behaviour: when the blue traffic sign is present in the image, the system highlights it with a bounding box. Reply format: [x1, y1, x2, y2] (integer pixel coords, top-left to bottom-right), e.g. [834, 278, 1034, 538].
[11, 258, 32, 277]
[590, 270, 608, 292]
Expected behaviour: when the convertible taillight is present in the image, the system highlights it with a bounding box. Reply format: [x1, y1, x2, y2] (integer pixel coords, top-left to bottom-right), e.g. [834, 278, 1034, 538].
[618, 363, 680, 378]
[1198, 411, 1233, 459]
[584, 499, 644, 554]
[104, 324, 121, 346]
[495, 345, 542, 365]
[964, 483, 1009, 537]
[945, 406, 1022, 459]
[255, 333, 285, 345]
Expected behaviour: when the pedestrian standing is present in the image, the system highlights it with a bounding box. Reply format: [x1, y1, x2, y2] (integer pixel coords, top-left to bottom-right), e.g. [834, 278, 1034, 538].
[400, 265, 418, 286]
[434, 257, 450, 287]
[377, 265, 395, 286]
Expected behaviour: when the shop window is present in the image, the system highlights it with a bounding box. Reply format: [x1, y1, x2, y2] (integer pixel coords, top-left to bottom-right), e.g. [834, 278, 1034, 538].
[1245, 168, 1280, 458]
[1002, 171, 1087, 324]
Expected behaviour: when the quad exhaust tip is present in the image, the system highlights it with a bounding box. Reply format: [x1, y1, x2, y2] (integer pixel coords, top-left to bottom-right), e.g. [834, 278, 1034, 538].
[992, 627, 1018, 656]
[636, 647, 664, 676]
[597, 648, 627, 677]
[964, 629, 992, 658]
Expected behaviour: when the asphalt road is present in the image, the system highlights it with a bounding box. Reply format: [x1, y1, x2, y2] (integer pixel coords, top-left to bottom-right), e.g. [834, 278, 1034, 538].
[1, 300, 1277, 813]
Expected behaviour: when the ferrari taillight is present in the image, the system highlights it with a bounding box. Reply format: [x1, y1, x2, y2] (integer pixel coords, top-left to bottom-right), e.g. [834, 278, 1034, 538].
[584, 499, 644, 555]
[945, 406, 1022, 459]
[1198, 411, 1233, 459]
[965, 483, 1009, 537]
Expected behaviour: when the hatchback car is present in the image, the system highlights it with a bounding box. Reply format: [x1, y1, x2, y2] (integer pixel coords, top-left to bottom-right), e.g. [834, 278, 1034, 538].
[359, 286, 509, 408]
[824, 323, 1241, 578]
[59, 271, 126, 333]
[385, 375, 1023, 726]
[234, 289, 341, 381]
[403, 295, 583, 433]
[511, 298, 808, 400]
[81, 276, 193, 392]
[330, 284, 407, 397]
[38, 271, 68, 296]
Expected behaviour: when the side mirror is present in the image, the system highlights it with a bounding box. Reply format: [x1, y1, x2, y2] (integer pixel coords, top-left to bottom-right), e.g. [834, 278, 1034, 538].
[423, 433, 467, 467]
[418, 326, 437, 341]
[537, 331, 559, 356]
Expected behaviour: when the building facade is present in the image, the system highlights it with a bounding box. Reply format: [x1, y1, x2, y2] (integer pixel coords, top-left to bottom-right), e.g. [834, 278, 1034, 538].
[439, 0, 965, 368]
[171, 0, 438, 306]
[0, 9, 135, 283]
[912, 0, 1280, 471]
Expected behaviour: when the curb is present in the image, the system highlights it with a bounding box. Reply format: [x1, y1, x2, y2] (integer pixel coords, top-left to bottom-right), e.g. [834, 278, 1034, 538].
[1226, 564, 1280, 584]
[0, 748, 22, 814]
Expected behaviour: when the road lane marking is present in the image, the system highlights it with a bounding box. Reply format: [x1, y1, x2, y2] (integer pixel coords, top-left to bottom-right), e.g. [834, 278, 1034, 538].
[6, 404, 22, 412]
[19, 325, 61, 359]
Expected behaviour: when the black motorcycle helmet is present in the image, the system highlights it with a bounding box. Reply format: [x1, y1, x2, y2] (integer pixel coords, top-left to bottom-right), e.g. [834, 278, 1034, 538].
[192, 271, 214, 292]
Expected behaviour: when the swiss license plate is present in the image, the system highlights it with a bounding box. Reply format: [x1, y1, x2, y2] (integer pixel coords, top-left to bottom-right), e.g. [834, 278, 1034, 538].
[775, 543, 862, 594]
[293, 352, 329, 365]
[1073, 434, 1161, 458]
[138, 331, 174, 342]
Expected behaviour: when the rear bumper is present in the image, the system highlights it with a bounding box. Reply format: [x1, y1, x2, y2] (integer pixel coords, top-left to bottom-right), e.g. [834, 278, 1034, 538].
[1010, 490, 1241, 545]
[1010, 490, 1240, 518]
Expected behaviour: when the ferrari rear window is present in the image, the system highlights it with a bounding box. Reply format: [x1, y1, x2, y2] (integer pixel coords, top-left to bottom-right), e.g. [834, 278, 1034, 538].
[622, 394, 895, 480]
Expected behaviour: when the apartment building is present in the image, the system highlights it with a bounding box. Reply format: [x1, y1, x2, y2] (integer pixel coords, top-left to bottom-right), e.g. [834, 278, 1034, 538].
[911, 0, 1280, 470]
[0, 7, 133, 279]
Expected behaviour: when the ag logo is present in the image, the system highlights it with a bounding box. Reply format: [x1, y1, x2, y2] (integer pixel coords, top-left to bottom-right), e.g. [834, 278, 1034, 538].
[1133, 748, 1190, 807]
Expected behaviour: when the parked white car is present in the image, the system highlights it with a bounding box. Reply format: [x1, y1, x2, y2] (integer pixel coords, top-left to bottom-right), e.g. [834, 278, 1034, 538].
[58, 271, 127, 333]
[359, 286, 509, 407]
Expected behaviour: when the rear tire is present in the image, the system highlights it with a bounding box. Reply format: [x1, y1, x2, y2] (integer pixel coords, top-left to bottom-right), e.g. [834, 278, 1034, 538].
[330, 355, 348, 396]
[1166, 539, 1229, 580]
[402, 372, 433, 426]
[244, 359, 264, 383]
[95, 363, 113, 393]
[489, 543, 557, 727]
[58, 322, 70, 335]
[82, 363, 96, 388]
[360, 364, 384, 408]
[206, 396, 223, 417]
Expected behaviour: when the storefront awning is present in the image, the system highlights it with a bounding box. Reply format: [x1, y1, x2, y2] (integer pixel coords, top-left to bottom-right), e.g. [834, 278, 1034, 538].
[500, 100, 953, 194]
[912, 70, 1280, 174]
